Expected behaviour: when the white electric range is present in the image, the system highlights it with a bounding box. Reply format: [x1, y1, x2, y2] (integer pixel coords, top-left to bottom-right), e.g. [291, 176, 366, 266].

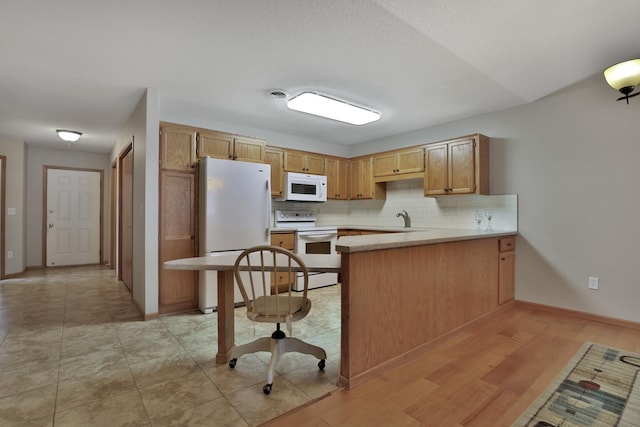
[274, 210, 338, 290]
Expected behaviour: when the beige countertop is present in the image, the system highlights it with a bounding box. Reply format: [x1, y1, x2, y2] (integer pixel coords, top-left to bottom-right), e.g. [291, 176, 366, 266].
[272, 225, 434, 233]
[335, 228, 517, 253]
[164, 251, 341, 272]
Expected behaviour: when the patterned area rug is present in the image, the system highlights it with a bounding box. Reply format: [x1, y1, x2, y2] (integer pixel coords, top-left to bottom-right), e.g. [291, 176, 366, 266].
[513, 342, 640, 427]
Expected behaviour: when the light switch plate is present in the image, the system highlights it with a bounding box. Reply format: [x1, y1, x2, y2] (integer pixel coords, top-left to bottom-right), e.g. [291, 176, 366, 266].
[588, 277, 599, 290]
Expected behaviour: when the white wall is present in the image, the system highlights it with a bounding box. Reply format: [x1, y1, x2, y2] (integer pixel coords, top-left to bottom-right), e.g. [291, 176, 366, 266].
[349, 73, 640, 323]
[24, 147, 111, 268]
[110, 88, 159, 316]
[0, 137, 26, 275]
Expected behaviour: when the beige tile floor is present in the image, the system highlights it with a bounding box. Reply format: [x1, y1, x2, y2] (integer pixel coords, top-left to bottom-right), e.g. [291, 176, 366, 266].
[0, 266, 341, 426]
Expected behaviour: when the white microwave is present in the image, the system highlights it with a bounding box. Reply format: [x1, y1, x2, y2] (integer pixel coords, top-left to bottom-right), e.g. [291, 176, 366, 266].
[281, 172, 327, 202]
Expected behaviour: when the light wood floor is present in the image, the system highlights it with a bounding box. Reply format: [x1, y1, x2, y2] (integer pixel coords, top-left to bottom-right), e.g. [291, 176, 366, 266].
[263, 302, 640, 427]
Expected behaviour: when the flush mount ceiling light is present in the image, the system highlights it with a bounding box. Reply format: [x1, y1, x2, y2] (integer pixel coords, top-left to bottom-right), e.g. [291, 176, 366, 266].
[56, 129, 82, 143]
[604, 59, 640, 104]
[286, 92, 380, 125]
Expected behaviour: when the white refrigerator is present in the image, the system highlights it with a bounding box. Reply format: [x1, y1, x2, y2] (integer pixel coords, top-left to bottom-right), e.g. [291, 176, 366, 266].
[198, 157, 271, 313]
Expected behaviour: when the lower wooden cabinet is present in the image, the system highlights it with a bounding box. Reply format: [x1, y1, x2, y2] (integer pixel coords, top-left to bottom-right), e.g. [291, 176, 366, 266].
[498, 237, 515, 304]
[270, 232, 296, 293]
[158, 170, 198, 314]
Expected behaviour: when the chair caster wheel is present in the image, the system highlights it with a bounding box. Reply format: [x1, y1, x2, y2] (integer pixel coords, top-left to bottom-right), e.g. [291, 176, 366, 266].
[318, 359, 325, 370]
[263, 383, 272, 395]
[229, 358, 237, 368]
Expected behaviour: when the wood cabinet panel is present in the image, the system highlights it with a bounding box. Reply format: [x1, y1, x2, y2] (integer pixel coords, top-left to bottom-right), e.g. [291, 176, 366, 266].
[448, 139, 475, 194]
[349, 157, 385, 200]
[373, 147, 424, 178]
[326, 157, 349, 200]
[424, 134, 489, 196]
[498, 251, 515, 304]
[271, 232, 295, 250]
[284, 150, 325, 174]
[265, 147, 284, 197]
[396, 148, 424, 173]
[197, 131, 234, 160]
[339, 237, 499, 388]
[372, 152, 397, 177]
[197, 131, 265, 163]
[499, 237, 515, 252]
[424, 144, 449, 196]
[232, 136, 266, 163]
[498, 237, 516, 304]
[160, 127, 196, 170]
[304, 153, 325, 175]
[159, 171, 198, 314]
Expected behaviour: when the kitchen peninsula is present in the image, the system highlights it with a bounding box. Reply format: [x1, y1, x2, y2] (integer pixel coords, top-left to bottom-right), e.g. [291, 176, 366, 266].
[164, 228, 517, 389]
[335, 228, 517, 389]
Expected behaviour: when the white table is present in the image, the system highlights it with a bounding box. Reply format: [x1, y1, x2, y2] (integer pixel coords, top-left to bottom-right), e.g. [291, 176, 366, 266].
[164, 252, 341, 364]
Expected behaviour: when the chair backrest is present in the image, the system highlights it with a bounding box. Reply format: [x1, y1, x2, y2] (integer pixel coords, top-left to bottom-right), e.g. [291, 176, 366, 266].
[233, 245, 310, 323]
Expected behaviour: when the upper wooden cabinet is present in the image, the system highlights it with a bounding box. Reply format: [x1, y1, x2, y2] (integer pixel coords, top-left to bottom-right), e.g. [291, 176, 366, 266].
[284, 150, 325, 175]
[265, 147, 285, 197]
[196, 130, 265, 163]
[373, 147, 424, 180]
[424, 134, 489, 196]
[159, 126, 196, 170]
[350, 156, 385, 200]
[325, 156, 349, 200]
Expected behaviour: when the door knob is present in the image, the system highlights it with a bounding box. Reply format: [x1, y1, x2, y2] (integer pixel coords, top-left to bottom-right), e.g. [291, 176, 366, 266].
[49, 209, 54, 213]
[49, 223, 54, 228]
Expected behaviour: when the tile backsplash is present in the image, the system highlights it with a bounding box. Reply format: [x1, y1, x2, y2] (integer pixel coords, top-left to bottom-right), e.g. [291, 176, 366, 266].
[274, 179, 518, 231]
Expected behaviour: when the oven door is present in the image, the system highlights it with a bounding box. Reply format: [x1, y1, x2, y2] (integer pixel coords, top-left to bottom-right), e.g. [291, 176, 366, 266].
[295, 229, 338, 290]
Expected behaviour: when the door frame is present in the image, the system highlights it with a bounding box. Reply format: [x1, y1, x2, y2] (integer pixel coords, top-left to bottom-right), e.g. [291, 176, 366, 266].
[110, 159, 117, 270]
[117, 142, 134, 283]
[0, 155, 6, 279]
[42, 165, 104, 267]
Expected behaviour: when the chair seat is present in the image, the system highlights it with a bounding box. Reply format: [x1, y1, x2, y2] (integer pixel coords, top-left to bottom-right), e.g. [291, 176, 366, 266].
[250, 295, 311, 323]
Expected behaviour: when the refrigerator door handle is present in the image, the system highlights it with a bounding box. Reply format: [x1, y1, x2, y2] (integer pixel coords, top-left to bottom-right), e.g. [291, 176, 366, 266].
[266, 178, 272, 241]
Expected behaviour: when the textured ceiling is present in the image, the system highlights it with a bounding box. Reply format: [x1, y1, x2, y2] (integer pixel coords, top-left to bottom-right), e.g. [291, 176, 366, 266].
[1, 0, 639, 153]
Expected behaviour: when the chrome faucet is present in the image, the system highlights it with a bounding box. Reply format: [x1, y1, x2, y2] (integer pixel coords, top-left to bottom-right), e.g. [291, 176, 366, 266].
[396, 210, 411, 228]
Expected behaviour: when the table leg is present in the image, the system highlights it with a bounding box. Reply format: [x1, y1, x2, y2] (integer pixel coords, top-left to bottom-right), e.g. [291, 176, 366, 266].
[216, 270, 235, 364]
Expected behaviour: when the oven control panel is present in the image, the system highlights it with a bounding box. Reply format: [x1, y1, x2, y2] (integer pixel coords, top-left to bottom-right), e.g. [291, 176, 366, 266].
[274, 210, 316, 223]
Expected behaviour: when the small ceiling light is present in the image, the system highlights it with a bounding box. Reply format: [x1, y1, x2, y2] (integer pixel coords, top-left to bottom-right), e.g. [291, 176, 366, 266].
[604, 59, 640, 104]
[56, 129, 82, 143]
[286, 92, 380, 125]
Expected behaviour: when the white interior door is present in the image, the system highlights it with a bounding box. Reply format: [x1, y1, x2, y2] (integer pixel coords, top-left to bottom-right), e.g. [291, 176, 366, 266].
[46, 169, 101, 267]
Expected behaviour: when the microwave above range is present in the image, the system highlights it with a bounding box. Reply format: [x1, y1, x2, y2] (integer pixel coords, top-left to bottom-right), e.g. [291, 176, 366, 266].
[280, 172, 327, 202]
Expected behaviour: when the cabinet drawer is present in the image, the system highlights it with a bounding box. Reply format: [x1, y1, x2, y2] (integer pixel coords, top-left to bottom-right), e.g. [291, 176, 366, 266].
[271, 232, 295, 250]
[274, 272, 296, 285]
[499, 237, 516, 252]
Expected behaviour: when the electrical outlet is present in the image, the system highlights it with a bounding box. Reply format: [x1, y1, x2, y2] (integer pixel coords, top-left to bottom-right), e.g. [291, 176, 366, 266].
[588, 277, 599, 290]
[7, 250, 13, 259]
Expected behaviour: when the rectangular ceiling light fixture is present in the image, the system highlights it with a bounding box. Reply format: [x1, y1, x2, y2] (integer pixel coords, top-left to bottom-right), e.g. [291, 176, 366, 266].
[286, 92, 380, 125]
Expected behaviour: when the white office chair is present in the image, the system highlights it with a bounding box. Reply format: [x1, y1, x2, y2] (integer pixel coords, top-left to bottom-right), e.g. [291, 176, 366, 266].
[229, 245, 326, 394]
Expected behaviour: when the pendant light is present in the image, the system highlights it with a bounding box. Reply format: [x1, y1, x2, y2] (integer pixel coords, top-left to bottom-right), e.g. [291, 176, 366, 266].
[604, 59, 640, 104]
